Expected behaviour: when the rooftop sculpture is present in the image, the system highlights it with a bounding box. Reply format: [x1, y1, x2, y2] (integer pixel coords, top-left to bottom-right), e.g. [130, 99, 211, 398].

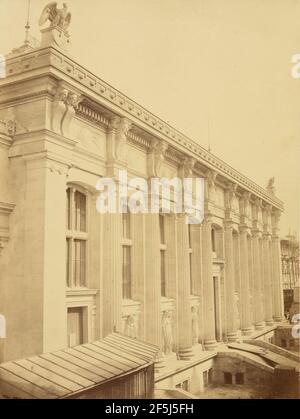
[39, 2, 71, 34]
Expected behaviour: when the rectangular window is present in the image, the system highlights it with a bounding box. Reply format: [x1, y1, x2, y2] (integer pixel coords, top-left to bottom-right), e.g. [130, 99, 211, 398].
[236, 372, 244, 385]
[123, 246, 132, 299]
[159, 215, 165, 245]
[66, 238, 71, 287]
[122, 212, 131, 239]
[67, 307, 84, 347]
[189, 253, 193, 294]
[75, 191, 87, 232]
[188, 224, 192, 249]
[66, 188, 88, 288]
[224, 372, 232, 384]
[211, 228, 216, 253]
[73, 240, 86, 287]
[160, 250, 166, 297]
[66, 188, 71, 229]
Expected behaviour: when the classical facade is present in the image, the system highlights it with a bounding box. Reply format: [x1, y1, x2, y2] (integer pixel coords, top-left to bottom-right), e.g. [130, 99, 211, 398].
[281, 235, 299, 314]
[281, 235, 299, 291]
[0, 7, 285, 391]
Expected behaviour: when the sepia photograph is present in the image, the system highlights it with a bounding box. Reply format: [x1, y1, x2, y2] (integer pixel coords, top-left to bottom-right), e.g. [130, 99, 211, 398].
[0, 0, 299, 402]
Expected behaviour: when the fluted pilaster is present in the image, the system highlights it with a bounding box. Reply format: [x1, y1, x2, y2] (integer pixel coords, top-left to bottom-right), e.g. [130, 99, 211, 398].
[224, 222, 238, 341]
[252, 231, 265, 330]
[144, 213, 162, 352]
[177, 214, 193, 360]
[239, 227, 253, 335]
[262, 234, 274, 325]
[202, 218, 218, 350]
[271, 234, 284, 322]
[102, 213, 122, 336]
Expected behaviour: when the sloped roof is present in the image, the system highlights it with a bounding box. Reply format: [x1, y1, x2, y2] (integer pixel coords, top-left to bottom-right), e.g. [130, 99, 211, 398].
[0, 333, 158, 399]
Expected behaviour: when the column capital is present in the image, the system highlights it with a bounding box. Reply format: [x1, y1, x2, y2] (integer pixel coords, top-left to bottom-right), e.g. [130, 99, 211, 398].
[239, 224, 251, 235]
[251, 229, 262, 239]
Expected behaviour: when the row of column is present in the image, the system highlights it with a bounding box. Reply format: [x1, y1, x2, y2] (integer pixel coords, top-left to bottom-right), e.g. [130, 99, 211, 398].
[103, 211, 284, 360]
[224, 224, 284, 340]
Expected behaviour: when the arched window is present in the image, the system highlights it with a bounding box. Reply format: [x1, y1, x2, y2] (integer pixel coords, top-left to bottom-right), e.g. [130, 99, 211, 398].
[66, 187, 88, 288]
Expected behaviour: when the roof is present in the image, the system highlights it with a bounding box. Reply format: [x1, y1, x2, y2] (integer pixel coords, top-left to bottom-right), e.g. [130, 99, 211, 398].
[0, 333, 159, 399]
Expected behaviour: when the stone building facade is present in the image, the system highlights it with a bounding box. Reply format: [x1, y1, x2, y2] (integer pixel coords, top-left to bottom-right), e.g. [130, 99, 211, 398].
[0, 17, 284, 388]
[281, 235, 299, 314]
[281, 235, 299, 291]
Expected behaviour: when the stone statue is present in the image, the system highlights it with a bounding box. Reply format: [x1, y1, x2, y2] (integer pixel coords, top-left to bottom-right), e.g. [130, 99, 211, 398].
[39, 2, 72, 34]
[191, 306, 199, 346]
[266, 177, 275, 195]
[162, 311, 173, 355]
[125, 315, 137, 339]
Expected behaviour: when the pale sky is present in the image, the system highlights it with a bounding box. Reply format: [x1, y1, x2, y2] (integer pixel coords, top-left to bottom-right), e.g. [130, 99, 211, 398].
[0, 0, 299, 236]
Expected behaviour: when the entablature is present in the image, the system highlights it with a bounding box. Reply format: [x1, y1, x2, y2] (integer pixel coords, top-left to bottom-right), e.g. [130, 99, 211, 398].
[1, 46, 284, 211]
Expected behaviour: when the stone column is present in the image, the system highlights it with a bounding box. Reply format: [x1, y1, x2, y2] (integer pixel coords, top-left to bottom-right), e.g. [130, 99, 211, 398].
[271, 228, 285, 322]
[239, 226, 253, 335]
[190, 224, 204, 345]
[224, 222, 238, 341]
[262, 233, 274, 325]
[177, 214, 193, 359]
[102, 212, 122, 336]
[202, 218, 218, 350]
[144, 213, 162, 352]
[252, 231, 265, 330]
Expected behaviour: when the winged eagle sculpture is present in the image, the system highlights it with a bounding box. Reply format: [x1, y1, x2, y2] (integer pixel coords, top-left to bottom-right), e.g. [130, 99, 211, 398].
[39, 2, 71, 34]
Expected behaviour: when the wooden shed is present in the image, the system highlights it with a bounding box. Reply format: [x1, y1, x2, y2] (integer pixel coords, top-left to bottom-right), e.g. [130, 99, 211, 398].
[0, 333, 158, 399]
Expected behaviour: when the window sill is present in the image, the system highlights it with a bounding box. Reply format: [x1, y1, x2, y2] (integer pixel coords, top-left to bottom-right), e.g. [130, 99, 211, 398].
[66, 288, 99, 297]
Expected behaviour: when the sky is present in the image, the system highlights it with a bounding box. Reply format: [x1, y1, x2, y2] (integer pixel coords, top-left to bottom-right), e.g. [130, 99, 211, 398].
[0, 0, 299, 236]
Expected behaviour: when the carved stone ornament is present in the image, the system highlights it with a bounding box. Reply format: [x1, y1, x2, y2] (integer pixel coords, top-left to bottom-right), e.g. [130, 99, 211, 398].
[147, 139, 168, 178]
[226, 182, 238, 211]
[180, 156, 196, 178]
[51, 85, 82, 136]
[124, 315, 137, 339]
[39, 2, 72, 51]
[162, 310, 173, 356]
[206, 169, 217, 201]
[115, 118, 132, 161]
[266, 177, 275, 195]
[39, 2, 72, 34]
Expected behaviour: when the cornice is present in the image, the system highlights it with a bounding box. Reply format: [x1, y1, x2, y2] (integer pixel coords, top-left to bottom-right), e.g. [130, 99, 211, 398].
[2, 46, 284, 210]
